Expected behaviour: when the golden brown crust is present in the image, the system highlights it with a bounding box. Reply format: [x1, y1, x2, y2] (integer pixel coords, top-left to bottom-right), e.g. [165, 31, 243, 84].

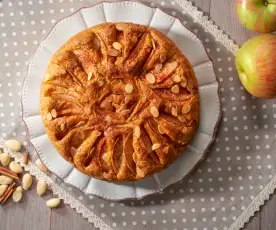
[40, 22, 200, 182]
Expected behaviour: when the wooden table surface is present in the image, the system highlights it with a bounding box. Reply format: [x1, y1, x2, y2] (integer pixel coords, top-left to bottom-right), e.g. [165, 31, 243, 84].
[1, 0, 275, 229]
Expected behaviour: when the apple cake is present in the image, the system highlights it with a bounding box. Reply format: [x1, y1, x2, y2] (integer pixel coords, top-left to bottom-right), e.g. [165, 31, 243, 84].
[40, 22, 200, 182]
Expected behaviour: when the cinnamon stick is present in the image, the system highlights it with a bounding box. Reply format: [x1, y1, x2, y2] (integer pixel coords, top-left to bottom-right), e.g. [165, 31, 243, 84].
[0, 182, 16, 204]
[23, 152, 29, 165]
[0, 166, 20, 180]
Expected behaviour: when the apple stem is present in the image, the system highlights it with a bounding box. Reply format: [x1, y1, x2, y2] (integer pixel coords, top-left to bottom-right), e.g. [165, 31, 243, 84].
[264, 0, 268, 6]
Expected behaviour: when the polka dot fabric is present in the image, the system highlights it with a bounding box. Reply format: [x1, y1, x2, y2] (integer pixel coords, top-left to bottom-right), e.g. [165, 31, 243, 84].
[0, 1, 275, 230]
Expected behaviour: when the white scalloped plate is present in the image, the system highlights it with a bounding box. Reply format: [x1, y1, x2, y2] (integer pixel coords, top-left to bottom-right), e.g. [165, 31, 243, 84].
[22, 1, 221, 200]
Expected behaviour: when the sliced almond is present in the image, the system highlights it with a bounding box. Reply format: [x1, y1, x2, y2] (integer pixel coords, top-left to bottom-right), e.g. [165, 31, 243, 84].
[124, 95, 133, 104]
[105, 116, 111, 122]
[9, 161, 23, 174]
[51, 109, 57, 118]
[46, 113, 52, 121]
[152, 39, 156, 49]
[5, 139, 22, 152]
[152, 143, 161, 151]
[155, 63, 162, 72]
[0, 176, 13, 185]
[158, 125, 165, 135]
[133, 152, 137, 163]
[171, 85, 180, 94]
[187, 80, 194, 92]
[60, 123, 65, 131]
[36, 159, 48, 173]
[103, 172, 109, 179]
[73, 49, 82, 56]
[22, 174, 32, 190]
[46, 198, 61, 208]
[70, 147, 77, 155]
[44, 73, 52, 82]
[146, 73, 156, 84]
[0, 185, 8, 197]
[76, 121, 85, 127]
[150, 106, 159, 118]
[146, 36, 153, 47]
[173, 75, 181, 83]
[67, 61, 77, 69]
[108, 49, 119, 57]
[94, 131, 102, 138]
[134, 126, 141, 138]
[98, 66, 105, 75]
[112, 42, 122, 50]
[116, 23, 128, 31]
[181, 77, 187, 88]
[115, 57, 124, 65]
[102, 153, 109, 163]
[0, 153, 10, 166]
[132, 36, 137, 43]
[93, 37, 100, 50]
[120, 109, 131, 116]
[160, 51, 167, 63]
[171, 107, 178, 117]
[98, 80, 104, 87]
[77, 86, 84, 93]
[125, 83, 133, 94]
[87, 72, 93, 81]
[178, 115, 186, 122]
[12, 186, 23, 202]
[137, 168, 145, 177]
[37, 180, 48, 196]
[182, 104, 191, 114]
[163, 146, 169, 154]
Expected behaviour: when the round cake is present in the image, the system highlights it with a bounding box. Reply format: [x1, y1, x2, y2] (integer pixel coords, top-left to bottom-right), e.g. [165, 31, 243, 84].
[40, 22, 200, 182]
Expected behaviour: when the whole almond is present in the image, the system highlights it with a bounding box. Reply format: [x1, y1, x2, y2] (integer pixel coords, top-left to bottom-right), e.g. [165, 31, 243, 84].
[22, 174, 33, 190]
[0, 185, 8, 197]
[9, 161, 23, 173]
[35, 159, 48, 173]
[46, 198, 61, 208]
[0, 175, 13, 185]
[5, 139, 22, 152]
[37, 180, 48, 196]
[12, 186, 23, 202]
[0, 153, 10, 166]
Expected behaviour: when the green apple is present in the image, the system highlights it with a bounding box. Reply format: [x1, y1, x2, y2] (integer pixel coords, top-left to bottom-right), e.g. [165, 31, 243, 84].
[236, 0, 276, 33]
[235, 34, 276, 98]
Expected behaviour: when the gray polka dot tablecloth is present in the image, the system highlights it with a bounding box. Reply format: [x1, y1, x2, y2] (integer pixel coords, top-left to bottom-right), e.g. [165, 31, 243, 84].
[1, 0, 276, 230]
